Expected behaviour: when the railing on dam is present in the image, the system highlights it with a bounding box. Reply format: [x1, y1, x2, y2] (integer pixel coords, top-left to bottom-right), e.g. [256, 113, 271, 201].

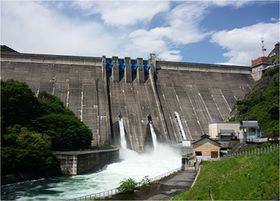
[69, 167, 181, 201]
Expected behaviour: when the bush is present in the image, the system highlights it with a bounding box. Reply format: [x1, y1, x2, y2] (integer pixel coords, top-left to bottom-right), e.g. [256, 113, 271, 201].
[139, 176, 151, 188]
[117, 178, 138, 194]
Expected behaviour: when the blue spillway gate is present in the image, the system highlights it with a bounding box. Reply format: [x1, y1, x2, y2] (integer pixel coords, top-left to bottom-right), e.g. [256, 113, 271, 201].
[104, 58, 151, 72]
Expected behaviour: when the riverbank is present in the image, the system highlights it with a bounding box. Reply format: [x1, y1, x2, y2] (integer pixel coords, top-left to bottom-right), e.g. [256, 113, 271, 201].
[102, 170, 197, 200]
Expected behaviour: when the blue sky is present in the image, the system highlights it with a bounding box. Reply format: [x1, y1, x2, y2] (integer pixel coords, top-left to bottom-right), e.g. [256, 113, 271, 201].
[1, 1, 279, 65]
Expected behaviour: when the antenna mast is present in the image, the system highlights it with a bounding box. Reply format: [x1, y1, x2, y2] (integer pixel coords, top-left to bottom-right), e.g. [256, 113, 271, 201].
[261, 38, 266, 57]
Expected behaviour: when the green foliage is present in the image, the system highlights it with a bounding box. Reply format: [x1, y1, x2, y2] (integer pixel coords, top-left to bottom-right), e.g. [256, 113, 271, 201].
[1, 125, 58, 175]
[31, 113, 92, 151]
[37, 91, 74, 116]
[139, 176, 151, 188]
[1, 80, 42, 133]
[117, 176, 151, 194]
[117, 178, 138, 194]
[173, 149, 279, 200]
[232, 67, 279, 134]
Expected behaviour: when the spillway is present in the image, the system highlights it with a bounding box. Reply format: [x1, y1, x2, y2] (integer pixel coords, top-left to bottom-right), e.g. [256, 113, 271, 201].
[149, 122, 158, 149]
[119, 117, 127, 149]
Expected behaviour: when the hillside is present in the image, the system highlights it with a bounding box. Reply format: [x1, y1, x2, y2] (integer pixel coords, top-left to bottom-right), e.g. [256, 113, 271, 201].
[173, 148, 279, 200]
[231, 66, 279, 136]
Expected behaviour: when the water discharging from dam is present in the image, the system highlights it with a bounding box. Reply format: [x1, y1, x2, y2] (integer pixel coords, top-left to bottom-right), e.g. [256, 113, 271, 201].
[119, 117, 127, 149]
[1, 145, 180, 200]
[149, 123, 158, 149]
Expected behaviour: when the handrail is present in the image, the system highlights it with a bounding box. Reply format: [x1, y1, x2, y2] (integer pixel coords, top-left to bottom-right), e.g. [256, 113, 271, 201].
[70, 167, 181, 201]
[222, 144, 279, 159]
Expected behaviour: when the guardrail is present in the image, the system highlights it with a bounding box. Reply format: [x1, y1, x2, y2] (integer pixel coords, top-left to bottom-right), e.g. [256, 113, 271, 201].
[221, 144, 279, 159]
[70, 167, 181, 201]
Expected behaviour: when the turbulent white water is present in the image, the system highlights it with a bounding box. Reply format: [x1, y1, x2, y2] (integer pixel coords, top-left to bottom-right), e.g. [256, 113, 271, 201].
[149, 123, 158, 149]
[119, 118, 127, 149]
[1, 144, 181, 200]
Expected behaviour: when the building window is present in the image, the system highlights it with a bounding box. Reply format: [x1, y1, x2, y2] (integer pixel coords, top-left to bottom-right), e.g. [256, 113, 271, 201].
[211, 151, 218, 158]
[195, 151, 202, 156]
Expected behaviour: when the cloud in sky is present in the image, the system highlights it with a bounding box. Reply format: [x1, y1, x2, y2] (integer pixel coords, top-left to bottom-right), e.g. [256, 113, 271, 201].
[1, 1, 119, 56]
[1, 1, 279, 64]
[211, 22, 280, 65]
[72, 1, 170, 26]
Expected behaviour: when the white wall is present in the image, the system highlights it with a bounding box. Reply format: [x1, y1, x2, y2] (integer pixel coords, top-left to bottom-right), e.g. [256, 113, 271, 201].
[208, 123, 240, 139]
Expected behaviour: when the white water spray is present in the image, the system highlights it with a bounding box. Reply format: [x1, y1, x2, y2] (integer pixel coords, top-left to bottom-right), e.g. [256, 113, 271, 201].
[149, 123, 158, 149]
[119, 118, 127, 149]
[1, 144, 181, 200]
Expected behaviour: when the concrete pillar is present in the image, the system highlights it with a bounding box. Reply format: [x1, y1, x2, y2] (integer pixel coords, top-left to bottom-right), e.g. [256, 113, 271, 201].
[112, 56, 119, 82]
[136, 57, 145, 83]
[149, 53, 157, 74]
[124, 57, 132, 83]
[102, 56, 107, 81]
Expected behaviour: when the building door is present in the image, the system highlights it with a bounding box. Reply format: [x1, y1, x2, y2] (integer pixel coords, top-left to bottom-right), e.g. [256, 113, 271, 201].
[211, 151, 218, 158]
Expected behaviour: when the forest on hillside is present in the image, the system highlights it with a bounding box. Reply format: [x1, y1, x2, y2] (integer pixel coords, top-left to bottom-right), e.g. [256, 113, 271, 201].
[1, 80, 92, 175]
[231, 67, 279, 137]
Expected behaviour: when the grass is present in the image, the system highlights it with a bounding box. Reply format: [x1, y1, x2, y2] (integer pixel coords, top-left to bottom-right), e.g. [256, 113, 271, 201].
[172, 149, 279, 200]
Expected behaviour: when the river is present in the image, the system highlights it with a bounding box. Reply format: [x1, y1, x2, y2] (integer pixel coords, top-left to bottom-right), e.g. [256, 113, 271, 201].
[1, 144, 181, 200]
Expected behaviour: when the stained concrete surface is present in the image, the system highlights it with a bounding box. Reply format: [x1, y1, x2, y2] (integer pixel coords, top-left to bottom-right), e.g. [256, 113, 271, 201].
[1, 52, 255, 151]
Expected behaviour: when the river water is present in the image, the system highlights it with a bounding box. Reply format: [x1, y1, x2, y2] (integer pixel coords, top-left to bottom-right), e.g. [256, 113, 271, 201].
[1, 144, 181, 200]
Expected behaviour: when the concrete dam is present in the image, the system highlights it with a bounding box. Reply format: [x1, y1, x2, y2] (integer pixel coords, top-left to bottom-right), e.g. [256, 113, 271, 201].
[1, 52, 254, 152]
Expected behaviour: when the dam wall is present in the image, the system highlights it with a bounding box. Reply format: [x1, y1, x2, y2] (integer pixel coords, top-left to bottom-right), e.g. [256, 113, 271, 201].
[1, 52, 254, 151]
[1, 53, 111, 147]
[156, 61, 254, 141]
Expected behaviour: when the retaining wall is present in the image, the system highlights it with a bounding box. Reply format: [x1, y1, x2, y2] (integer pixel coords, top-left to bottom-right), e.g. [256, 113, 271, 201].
[53, 148, 119, 175]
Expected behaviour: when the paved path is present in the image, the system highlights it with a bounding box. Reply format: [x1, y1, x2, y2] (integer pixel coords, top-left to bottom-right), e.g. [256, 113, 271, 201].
[145, 170, 197, 200]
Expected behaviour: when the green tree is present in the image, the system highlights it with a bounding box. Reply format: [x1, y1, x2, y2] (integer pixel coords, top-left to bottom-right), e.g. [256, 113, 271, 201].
[38, 91, 74, 115]
[1, 125, 58, 175]
[31, 113, 92, 151]
[1, 80, 42, 133]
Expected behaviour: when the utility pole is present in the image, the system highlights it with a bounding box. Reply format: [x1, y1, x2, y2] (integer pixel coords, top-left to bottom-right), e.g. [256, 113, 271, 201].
[261, 38, 267, 57]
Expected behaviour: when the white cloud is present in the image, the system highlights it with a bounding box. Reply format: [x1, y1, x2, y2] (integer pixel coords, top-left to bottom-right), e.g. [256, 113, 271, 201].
[158, 50, 182, 61]
[1, 1, 121, 56]
[126, 2, 210, 61]
[72, 1, 170, 26]
[207, 0, 251, 8]
[211, 22, 280, 65]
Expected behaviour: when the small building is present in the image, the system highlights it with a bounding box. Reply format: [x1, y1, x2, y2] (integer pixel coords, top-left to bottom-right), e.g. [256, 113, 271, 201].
[209, 122, 240, 140]
[240, 120, 262, 142]
[251, 56, 271, 81]
[192, 134, 221, 160]
[251, 42, 279, 81]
